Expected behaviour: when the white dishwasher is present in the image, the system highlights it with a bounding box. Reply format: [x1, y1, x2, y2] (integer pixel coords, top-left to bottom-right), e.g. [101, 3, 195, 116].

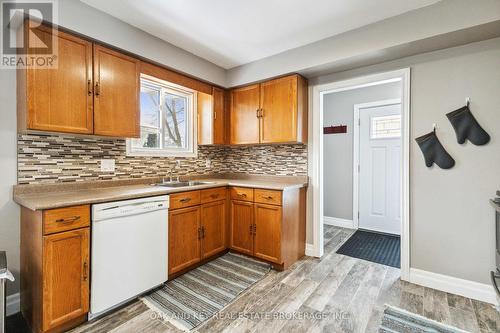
[90, 195, 169, 318]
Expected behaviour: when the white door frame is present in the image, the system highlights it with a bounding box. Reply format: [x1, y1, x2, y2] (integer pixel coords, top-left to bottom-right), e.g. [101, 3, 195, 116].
[353, 98, 402, 230]
[310, 68, 410, 280]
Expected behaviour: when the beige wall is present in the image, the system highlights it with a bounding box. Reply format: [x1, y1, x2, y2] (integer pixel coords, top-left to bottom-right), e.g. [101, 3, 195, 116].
[311, 37, 500, 285]
[323, 82, 401, 220]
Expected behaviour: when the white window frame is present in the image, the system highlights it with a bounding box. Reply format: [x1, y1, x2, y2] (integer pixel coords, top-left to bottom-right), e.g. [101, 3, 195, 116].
[126, 74, 197, 157]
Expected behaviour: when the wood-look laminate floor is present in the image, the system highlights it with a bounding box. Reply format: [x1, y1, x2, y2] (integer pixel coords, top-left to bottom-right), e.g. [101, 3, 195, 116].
[70, 225, 500, 333]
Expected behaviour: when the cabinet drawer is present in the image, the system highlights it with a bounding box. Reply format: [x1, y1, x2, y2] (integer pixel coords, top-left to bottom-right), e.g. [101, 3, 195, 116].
[43, 205, 90, 235]
[201, 187, 227, 203]
[230, 187, 254, 202]
[170, 191, 201, 210]
[254, 189, 282, 206]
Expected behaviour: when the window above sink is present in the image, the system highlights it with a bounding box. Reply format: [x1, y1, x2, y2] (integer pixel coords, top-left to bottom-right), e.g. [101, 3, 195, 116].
[126, 74, 197, 157]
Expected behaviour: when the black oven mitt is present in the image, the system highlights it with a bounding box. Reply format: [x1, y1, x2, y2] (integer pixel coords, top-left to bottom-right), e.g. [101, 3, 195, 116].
[415, 131, 455, 169]
[446, 106, 490, 145]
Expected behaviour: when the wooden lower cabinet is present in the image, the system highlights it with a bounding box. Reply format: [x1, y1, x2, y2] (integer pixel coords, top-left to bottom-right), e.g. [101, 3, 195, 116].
[230, 187, 306, 269]
[253, 203, 282, 263]
[201, 200, 226, 258]
[168, 206, 202, 274]
[168, 188, 228, 276]
[21, 205, 90, 333]
[43, 229, 89, 332]
[230, 200, 254, 255]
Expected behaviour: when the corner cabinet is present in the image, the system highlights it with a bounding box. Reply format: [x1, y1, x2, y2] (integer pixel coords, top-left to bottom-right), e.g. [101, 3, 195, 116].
[17, 22, 140, 138]
[230, 186, 306, 270]
[21, 205, 90, 333]
[198, 87, 227, 145]
[229, 74, 308, 145]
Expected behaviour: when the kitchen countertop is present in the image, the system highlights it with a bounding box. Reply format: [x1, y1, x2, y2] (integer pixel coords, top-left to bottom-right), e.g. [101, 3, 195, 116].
[14, 174, 308, 211]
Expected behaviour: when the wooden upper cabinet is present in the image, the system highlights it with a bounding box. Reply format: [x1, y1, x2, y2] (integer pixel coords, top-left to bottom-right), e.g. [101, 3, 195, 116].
[42, 228, 89, 332]
[197, 91, 213, 145]
[230, 84, 260, 144]
[18, 26, 93, 134]
[169, 206, 202, 274]
[93, 45, 140, 137]
[197, 87, 226, 145]
[253, 203, 282, 264]
[212, 87, 226, 144]
[260, 75, 307, 143]
[229, 74, 307, 145]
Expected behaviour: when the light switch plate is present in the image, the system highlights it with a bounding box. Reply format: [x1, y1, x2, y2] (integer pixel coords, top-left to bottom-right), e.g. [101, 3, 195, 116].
[100, 159, 115, 172]
[205, 159, 211, 168]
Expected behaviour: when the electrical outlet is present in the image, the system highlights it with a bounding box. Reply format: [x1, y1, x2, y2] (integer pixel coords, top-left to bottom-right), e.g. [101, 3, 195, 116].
[100, 159, 115, 172]
[206, 159, 212, 168]
[176, 160, 181, 168]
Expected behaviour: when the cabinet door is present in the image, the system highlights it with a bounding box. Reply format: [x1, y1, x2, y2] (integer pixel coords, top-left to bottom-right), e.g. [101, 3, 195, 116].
[201, 200, 226, 258]
[197, 91, 213, 145]
[43, 228, 89, 331]
[169, 206, 201, 274]
[213, 87, 225, 144]
[254, 203, 282, 263]
[260, 75, 298, 143]
[230, 84, 260, 144]
[230, 200, 254, 255]
[93, 45, 140, 137]
[24, 26, 93, 134]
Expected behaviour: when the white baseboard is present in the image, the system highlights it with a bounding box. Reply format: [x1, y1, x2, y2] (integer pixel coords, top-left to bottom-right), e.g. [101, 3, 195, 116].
[305, 243, 320, 257]
[409, 268, 498, 306]
[323, 216, 355, 229]
[6, 292, 20, 316]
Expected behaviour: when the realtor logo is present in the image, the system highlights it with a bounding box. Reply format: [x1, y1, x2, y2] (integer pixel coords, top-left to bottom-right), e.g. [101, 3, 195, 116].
[1, 0, 58, 68]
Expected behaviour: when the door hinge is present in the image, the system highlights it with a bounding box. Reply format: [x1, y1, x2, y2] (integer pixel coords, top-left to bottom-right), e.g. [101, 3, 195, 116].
[358, 211, 360, 219]
[358, 164, 360, 172]
[358, 118, 360, 126]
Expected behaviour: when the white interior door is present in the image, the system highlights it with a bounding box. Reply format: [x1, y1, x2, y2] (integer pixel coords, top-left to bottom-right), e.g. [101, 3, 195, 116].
[358, 103, 401, 235]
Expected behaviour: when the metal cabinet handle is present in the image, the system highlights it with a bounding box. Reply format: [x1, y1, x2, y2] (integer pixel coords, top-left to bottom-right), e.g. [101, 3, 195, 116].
[87, 80, 92, 96]
[264, 196, 274, 200]
[260, 108, 264, 118]
[256, 109, 260, 118]
[253, 224, 257, 235]
[210, 194, 220, 199]
[180, 197, 191, 203]
[237, 193, 247, 198]
[55, 216, 80, 223]
[214, 111, 217, 120]
[198, 227, 202, 239]
[83, 261, 88, 281]
[95, 81, 100, 96]
[249, 224, 253, 235]
[201, 226, 205, 239]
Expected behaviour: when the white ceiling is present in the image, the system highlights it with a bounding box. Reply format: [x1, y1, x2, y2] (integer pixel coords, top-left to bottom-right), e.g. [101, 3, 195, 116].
[81, 0, 440, 69]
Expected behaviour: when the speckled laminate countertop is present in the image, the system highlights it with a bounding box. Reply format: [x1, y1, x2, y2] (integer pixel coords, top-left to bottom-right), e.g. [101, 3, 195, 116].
[14, 174, 308, 210]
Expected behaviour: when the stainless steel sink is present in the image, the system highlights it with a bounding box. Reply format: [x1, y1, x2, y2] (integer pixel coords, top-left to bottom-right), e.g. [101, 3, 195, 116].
[152, 180, 214, 188]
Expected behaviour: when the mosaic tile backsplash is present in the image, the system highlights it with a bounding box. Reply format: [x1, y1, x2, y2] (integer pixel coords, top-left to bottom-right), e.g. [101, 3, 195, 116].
[18, 133, 308, 184]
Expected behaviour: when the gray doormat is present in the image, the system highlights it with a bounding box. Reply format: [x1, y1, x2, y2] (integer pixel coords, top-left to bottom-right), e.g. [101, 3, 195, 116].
[141, 252, 271, 331]
[380, 305, 469, 333]
[336, 230, 400, 268]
